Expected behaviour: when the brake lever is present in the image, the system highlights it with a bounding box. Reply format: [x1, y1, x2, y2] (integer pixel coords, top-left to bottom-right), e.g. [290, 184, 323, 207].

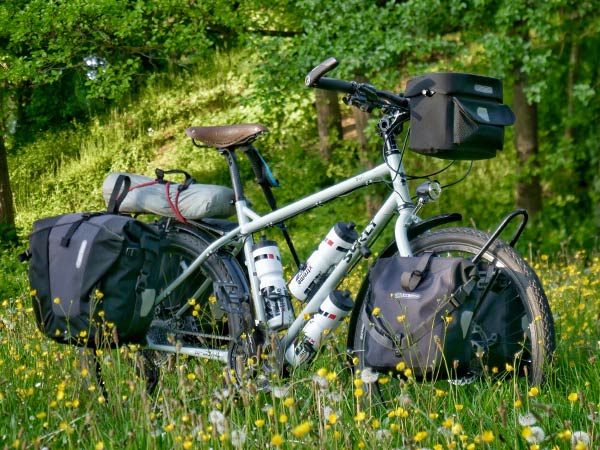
[343, 93, 375, 112]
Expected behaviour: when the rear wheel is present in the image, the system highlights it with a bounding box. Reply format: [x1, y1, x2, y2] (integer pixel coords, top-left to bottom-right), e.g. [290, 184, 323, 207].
[146, 225, 252, 368]
[349, 227, 555, 400]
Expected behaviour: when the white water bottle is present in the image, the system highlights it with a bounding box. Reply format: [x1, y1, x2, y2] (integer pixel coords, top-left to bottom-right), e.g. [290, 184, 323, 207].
[288, 222, 358, 301]
[285, 290, 353, 367]
[252, 237, 295, 331]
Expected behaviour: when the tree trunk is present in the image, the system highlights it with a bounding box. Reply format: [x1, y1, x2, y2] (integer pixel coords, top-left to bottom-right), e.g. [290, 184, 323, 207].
[0, 132, 17, 245]
[315, 89, 342, 161]
[352, 106, 380, 217]
[512, 67, 542, 217]
[564, 41, 579, 142]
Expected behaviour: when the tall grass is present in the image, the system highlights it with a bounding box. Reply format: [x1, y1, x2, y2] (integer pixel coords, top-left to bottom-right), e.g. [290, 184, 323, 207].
[1, 250, 599, 449]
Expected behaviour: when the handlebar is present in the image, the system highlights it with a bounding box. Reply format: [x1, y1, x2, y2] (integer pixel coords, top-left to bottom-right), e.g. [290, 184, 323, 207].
[305, 57, 409, 111]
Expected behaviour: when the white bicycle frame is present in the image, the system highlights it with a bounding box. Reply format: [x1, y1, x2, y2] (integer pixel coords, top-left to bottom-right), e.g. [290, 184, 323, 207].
[150, 151, 418, 359]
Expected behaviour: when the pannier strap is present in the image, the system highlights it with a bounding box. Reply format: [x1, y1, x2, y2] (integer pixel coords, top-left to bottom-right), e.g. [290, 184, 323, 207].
[399, 274, 477, 349]
[59, 213, 101, 247]
[400, 253, 433, 291]
[107, 175, 131, 214]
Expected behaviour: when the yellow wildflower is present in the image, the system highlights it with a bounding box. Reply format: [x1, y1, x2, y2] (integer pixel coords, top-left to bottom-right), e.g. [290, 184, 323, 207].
[292, 421, 311, 438]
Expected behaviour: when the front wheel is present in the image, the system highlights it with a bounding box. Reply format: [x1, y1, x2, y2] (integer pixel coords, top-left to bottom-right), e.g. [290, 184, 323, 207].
[349, 227, 555, 394]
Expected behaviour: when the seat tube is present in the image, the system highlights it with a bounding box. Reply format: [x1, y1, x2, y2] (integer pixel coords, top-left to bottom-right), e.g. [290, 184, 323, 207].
[222, 149, 267, 323]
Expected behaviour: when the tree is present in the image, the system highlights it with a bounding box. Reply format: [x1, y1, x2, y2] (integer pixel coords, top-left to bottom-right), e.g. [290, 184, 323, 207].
[315, 90, 343, 161]
[0, 0, 257, 236]
[0, 133, 16, 246]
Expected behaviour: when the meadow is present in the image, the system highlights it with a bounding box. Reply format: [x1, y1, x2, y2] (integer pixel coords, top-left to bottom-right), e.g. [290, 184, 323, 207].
[2, 51, 599, 450]
[1, 248, 599, 450]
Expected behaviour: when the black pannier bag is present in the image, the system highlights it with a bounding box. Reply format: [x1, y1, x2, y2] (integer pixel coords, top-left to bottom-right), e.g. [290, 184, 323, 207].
[405, 72, 515, 160]
[361, 253, 477, 379]
[27, 212, 160, 347]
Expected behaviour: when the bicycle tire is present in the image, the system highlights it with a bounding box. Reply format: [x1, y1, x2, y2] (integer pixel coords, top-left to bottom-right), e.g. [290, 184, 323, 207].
[147, 224, 251, 362]
[348, 226, 555, 395]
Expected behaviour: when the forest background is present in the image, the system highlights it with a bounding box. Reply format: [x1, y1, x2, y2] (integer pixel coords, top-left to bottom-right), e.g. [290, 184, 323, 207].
[1, 0, 599, 258]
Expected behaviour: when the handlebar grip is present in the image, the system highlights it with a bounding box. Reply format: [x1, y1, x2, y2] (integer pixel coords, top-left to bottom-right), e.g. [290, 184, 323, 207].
[311, 76, 356, 95]
[305, 57, 339, 87]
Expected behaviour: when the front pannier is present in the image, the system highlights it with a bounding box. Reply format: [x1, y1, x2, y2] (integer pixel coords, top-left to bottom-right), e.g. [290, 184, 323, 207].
[405, 72, 515, 160]
[361, 253, 477, 379]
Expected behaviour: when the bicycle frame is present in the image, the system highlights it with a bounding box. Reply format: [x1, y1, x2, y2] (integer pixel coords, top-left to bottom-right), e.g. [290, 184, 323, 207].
[152, 132, 420, 358]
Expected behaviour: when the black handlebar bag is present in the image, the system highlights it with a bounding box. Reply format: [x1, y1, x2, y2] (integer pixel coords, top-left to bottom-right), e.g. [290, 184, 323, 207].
[361, 253, 477, 379]
[405, 72, 515, 160]
[27, 212, 160, 347]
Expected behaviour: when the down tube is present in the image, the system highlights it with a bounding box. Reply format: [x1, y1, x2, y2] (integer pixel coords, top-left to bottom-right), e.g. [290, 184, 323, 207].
[281, 194, 399, 349]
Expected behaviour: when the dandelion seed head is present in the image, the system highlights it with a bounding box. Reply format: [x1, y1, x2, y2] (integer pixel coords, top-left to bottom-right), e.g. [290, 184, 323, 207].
[312, 374, 329, 389]
[375, 429, 391, 441]
[272, 384, 291, 398]
[524, 426, 545, 443]
[230, 429, 246, 448]
[571, 431, 590, 447]
[360, 367, 379, 384]
[518, 412, 537, 426]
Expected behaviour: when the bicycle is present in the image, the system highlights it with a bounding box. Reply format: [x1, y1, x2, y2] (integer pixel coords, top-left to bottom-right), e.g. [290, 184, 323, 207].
[140, 58, 555, 398]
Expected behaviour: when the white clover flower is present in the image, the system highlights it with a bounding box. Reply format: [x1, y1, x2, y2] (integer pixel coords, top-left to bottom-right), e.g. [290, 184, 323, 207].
[518, 412, 537, 426]
[571, 431, 591, 447]
[230, 429, 246, 448]
[361, 367, 379, 384]
[525, 426, 545, 444]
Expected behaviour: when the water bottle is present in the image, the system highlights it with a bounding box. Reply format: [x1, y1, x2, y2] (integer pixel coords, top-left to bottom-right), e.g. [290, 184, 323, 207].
[288, 222, 358, 301]
[285, 290, 353, 367]
[252, 237, 295, 331]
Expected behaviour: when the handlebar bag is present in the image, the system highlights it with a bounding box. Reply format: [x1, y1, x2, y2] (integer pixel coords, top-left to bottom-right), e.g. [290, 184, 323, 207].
[27, 212, 160, 347]
[405, 72, 515, 160]
[361, 253, 477, 379]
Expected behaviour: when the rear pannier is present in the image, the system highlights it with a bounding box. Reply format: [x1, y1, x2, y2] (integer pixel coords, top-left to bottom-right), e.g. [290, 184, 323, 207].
[27, 212, 160, 347]
[405, 73, 515, 160]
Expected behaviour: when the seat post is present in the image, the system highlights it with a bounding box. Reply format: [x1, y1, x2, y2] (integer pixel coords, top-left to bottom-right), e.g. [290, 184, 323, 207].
[221, 148, 245, 202]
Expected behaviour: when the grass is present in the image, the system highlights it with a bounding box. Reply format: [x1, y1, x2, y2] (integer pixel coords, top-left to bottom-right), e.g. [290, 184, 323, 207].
[1, 249, 599, 449]
[4, 50, 599, 449]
